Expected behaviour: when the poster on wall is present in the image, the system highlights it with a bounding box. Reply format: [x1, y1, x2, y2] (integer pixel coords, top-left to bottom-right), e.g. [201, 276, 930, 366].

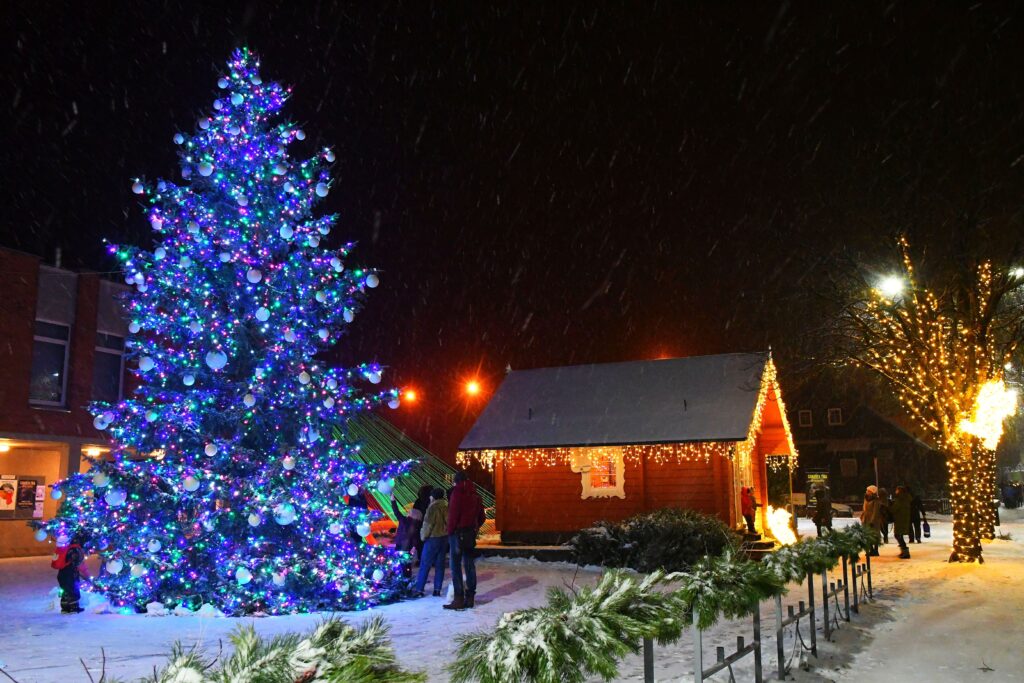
[0, 478, 15, 511]
[17, 479, 37, 511]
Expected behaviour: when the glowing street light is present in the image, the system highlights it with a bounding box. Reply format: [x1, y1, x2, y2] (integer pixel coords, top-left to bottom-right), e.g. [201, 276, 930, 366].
[1012, 267, 1024, 279]
[877, 275, 904, 299]
[465, 380, 481, 396]
[403, 388, 418, 403]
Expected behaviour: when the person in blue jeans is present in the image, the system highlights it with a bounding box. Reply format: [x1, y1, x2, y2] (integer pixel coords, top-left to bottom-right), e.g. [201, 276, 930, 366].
[414, 488, 448, 597]
[444, 471, 486, 610]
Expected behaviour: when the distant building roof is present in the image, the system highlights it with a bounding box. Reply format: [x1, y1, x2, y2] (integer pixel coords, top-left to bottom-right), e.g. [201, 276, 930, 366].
[459, 352, 770, 450]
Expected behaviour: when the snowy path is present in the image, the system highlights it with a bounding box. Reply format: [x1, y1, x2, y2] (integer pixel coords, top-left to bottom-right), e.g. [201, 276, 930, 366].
[1, 513, 1022, 681]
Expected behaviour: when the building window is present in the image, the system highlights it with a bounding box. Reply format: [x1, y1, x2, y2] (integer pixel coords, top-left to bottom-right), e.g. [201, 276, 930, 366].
[798, 410, 813, 427]
[29, 320, 71, 406]
[570, 447, 626, 499]
[827, 408, 843, 426]
[92, 332, 125, 403]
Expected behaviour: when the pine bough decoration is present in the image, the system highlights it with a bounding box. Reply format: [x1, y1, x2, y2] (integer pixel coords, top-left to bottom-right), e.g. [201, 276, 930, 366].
[134, 616, 425, 683]
[32, 49, 415, 615]
[448, 570, 689, 683]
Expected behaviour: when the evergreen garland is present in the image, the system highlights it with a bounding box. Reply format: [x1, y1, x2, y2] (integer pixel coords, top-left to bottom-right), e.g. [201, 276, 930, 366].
[674, 551, 785, 629]
[132, 615, 425, 683]
[447, 570, 688, 683]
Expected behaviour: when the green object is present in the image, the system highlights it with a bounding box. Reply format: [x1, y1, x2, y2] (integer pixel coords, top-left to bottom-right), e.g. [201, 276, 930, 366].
[337, 415, 496, 524]
[139, 615, 425, 682]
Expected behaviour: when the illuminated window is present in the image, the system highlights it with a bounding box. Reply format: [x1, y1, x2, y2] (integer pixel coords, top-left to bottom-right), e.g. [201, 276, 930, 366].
[570, 447, 626, 499]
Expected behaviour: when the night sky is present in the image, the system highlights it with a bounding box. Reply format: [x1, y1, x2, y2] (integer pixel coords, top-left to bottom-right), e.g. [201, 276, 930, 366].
[3, 2, 1024, 456]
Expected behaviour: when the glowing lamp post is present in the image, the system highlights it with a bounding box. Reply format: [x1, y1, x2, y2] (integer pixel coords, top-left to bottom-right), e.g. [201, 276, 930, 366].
[465, 380, 481, 397]
[876, 275, 904, 299]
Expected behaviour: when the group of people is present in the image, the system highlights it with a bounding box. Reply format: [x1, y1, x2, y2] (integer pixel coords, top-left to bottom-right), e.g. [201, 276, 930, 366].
[859, 484, 927, 559]
[1000, 481, 1024, 509]
[389, 470, 486, 610]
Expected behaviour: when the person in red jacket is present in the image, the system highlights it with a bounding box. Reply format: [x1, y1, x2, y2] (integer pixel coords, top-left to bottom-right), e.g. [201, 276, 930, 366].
[741, 486, 758, 534]
[52, 533, 90, 613]
[444, 471, 485, 610]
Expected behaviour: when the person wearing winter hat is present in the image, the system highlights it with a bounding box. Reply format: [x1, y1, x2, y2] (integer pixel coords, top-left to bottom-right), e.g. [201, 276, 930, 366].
[444, 471, 485, 610]
[860, 485, 882, 556]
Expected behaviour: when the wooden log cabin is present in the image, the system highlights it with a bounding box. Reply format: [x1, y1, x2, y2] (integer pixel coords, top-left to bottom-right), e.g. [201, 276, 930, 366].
[456, 352, 797, 544]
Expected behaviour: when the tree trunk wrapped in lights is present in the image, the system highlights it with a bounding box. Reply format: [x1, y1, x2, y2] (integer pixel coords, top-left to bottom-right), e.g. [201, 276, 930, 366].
[839, 238, 1022, 563]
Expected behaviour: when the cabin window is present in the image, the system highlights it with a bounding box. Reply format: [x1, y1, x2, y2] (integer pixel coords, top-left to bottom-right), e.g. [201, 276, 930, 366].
[570, 446, 626, 499]
[827, 408, 843, 426]
[798, 410, 812, 427]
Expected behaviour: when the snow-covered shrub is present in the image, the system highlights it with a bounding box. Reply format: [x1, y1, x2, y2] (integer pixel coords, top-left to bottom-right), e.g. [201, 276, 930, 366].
[569, 507, 737, 572]
[675, 550, 787, 629]
[137, 615, 424, 683]
[448, 570, 687, 683]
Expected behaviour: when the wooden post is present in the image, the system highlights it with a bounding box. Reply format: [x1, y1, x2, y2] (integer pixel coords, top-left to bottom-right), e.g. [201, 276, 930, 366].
[866, 553, 873, 599]
[807, 571, 817, 657]
[821, 570, 830, 641]
[851, 557, 859, 614]
[774, 595, 785, 680]
[841, 556, 851, 621]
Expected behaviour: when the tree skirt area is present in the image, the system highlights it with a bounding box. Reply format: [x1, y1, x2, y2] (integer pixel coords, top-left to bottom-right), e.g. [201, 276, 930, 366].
[1, 512, 1022, 682]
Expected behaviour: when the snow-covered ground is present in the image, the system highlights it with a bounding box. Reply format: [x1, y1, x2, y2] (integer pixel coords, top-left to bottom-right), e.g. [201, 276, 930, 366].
[1, 512, 1022, 681]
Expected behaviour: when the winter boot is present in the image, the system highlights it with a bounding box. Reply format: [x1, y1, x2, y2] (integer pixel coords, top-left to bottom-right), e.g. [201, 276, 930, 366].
[465, 591, 476, 609]
[898, 546, 911, 559]
[432, 588, 442, 597]
[443, 593, 466, 610]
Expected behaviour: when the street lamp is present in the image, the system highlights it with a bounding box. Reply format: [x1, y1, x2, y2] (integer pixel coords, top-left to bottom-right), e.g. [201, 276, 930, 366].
[465, 380, 481, 396]
[403, 388, 418, 403]
[877, 275, 904, 299]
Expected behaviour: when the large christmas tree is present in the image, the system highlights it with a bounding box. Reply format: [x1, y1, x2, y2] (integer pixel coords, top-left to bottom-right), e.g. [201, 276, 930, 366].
[35, 49, 414, 615]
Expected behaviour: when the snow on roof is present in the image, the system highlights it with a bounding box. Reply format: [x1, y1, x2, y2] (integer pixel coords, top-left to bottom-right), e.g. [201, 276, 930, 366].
[459, 352, 769, 450]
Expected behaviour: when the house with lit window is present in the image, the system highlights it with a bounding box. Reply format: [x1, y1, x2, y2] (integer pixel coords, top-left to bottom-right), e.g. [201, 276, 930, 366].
[456, 352, 798, 544]
[0, 247, 130, 557]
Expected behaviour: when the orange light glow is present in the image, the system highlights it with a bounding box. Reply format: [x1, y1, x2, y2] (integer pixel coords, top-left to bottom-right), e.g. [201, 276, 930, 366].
[403, 388, 418, 402]
[466, 380, 481, 396]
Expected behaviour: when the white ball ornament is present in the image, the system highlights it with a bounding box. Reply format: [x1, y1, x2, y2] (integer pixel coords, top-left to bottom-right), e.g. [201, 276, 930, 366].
[283, 181, 294, 193]
[130, 563, 147, 578]
[226, 124, 240, 136]
[251, 74, 262, 85]
[298, 371, 311, 384]
[132, 181, 144, 194]
[325, 149, 336, 162]
[187, 221, 200, 234]
[92, 472, 110, 488]
[247, 513, 262, 527]
[318, 328, 329, 340]
[198, 162, 214, 177]
[388, 398, 401, 410]
[182, 476, 201, 492]
[198, 117, 210, 130]
[284, 330, 296, 343]
[153, 247, 166, 261]
[236, 195, 248, 206]
[139, 356, 155, 372]
[273, 163, 287, 175]
[328, 522, 343, 536]
[133, 272, 145, 285]
[204, 443, 218, 457]
[273, 503, 297, 526]
[372, 569, 385, 582]
[368, 371, 382, 384]
[308, 236, 320, 248]
[212, 99, 223, 110]
[255, 307, 270, 321]
[106, 559, 124, 575]
[246, 268, 262, 283]
[51, 488, 63, 500]
[231, 92, 243, 105]
[343, 309, 355, 323]
[323, 397, 335, 408]
[217, 77, 229, 88]
[145, 410, 159, 422]
[56, 534, 70, 546]
[34, 529, 48, 542]
[180, 255, 192, 268]
[315, 183, 329, 197]
[318, 225, 331, 236]
[150, 217, 163, 230]
[272, 572, 286, 586]
[330, 256, 343, 272]
[243, 393, 256, 407]
[136, 282, 148, 293]
[173, 133, 185, 144]
[218, 252, 232, 262]
[376, 479, 393, 496]
[147, 540, 162, 553]
[183, 373, 196, 386]
[235, 567, 253, 585]
[282, 455, 296, 471]
[93, 415, 110, 430]
[105, 489, 127, 508]
[295, 129, 306, 140]
[129, 321, 141, 334]
[347, 484, 359, 497]
[279, 225, 293, 239]
[326, 378, 338, 390]
[366, 273, 380, 288]
[192, 319, 205, 332]
[206, 351, 228, 371]
[356, 522, 371, 538]
[315, 291, 326, 303]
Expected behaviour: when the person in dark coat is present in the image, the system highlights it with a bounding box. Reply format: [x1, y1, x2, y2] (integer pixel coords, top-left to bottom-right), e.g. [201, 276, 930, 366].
[907, 486, 926, 543]
[889, 485, 912, 559]
[415, 487, 449, 597]
[877, 487, 892, 544]
[389, 484, 432, 558]
[444, 471, 486, 611]
[812, 486, 833, 537]
[54, 533, 89, 613]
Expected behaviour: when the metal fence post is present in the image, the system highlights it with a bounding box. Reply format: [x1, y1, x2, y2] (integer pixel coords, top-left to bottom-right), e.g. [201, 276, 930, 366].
[774, 595, 785, 680]
[752, 601, 763, 683]
[693, 620, 703, 683]
[841, 556, 851, 621]
[821, 570, 830, 641]
[807, 571, 817, 657]
[851, 557, 859, 614]
[643, 637, 654, 683]
[865, 553, 873, 599]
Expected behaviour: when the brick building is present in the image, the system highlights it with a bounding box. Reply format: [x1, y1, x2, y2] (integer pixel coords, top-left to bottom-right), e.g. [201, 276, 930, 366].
[0, 247, 130, 557]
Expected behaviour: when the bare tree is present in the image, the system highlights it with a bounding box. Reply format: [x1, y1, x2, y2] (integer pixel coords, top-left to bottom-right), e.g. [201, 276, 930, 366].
[833, 238, 1024, 562]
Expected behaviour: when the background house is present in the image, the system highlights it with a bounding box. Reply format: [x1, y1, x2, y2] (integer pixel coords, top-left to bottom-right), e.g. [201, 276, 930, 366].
[0, 247, 130, 557]
[456, 352, 797, 544]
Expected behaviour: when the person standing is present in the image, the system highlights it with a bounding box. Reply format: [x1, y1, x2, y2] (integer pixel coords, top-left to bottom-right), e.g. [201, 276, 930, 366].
[812, 486, 833, 537]
[890, 485, 912, 559]
[740, 486, 758, 534]
[860, 485, 882, 556]
[877, 487, 892, 544]
[414, 487, 449, 597]
[52, 533, 90, 613]
[907, 486, 926, 543]
[444, 471, 485, 610]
